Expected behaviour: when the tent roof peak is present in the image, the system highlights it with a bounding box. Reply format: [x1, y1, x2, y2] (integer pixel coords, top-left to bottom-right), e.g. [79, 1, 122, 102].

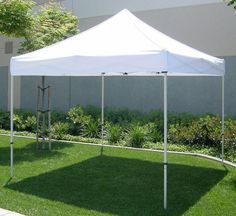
[10, 9, 225, 77]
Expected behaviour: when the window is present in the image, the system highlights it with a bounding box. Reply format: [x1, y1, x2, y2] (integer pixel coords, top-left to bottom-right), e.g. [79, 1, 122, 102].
[5, 41, 13, 54]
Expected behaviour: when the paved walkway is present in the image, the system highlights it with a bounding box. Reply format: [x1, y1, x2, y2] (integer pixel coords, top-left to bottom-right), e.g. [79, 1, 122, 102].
[0, 208, 25, 216]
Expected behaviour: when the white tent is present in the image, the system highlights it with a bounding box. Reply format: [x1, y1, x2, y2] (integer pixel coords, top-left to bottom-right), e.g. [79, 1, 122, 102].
[10, 9, 225, 209]
[11, 9, 224, 77]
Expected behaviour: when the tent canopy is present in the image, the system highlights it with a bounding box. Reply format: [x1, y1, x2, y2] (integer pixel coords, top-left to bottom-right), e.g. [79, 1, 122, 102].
[10, 9, 225, 77]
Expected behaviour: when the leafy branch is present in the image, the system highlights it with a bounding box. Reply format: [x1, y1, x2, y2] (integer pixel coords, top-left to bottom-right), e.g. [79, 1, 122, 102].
[0, 0, 79, 53]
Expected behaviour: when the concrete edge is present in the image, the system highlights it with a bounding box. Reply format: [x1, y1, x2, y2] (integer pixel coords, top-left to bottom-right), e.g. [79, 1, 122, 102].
[1, 133, 236, 168]
[0, 207, 25, 216]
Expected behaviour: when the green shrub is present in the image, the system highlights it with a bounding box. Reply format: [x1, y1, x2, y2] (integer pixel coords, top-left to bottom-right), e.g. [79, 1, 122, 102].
[168, 123, 195, 145]
[83, 119, 100, 138]
[12, 109, 36, 131]
[198, 115, 221, 146]
[83, 105, 101, 120]
[145, 123, 163, 143]
[51, 122, 70, 139]
[106, 123, 123, 144]
[25, 115, 37, 132]
[127, 124, 147, 148]
[168, 115, 222, 147]
[14, 109, 34, 118]
[168, 112, 197, 126]
[105, 108, 143, 125]
[14, 114, 26, 131]
[67, 105, 91, 135]
[68, 106, 84, 123]
[1, 105, 236, 161]
[0, 110, 10, 129]
[224, 119, 236, 154]
[144, 110, 163, 123]
[51, 111, 67, 123]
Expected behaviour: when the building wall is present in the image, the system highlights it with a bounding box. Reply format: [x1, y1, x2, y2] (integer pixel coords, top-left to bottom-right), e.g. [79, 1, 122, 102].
[0, 66, 8, 110]
[18, 56, 235, 117]
[60, 0, 222, 19]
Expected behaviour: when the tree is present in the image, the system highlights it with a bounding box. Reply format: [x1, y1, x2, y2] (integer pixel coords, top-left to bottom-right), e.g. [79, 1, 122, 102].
[0, 0, 79, 53]
[226, 0, 236, 10]
[0, 0, 35, 38]
[19, 1, 79, 53]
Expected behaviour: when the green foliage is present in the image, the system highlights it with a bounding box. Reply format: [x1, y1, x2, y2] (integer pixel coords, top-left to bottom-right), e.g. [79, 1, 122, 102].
[224, 119, 236, 157]
[25, 115, 37, 132]
[145, 122, 163, 143]
[1, 104, 236, 161]
[106, 123, 123, 144]
[168, 115, 222, 147]
[127, 124, 147, 148]
[0, 109, 36, 132]
[0, 0, 79, 53]
[19, 1, 79, 53]
[61, 134, 105, 144]
[226, 0, 236, 9]
[83, 119, 100, 138]
[13, 114, 25, 131]
[67, 105, 91, 135]
[0, 110, 10, 129]
[82, 105, 101, 120]
[13, 109, 35, 131]
[68, 106, 85, 124]
[0, 0, 35, 38]
[51, 122, 70, 139]
[105, 108, 143, 125]
[51, 110, 67, 123]
[169, 112, 198, 126]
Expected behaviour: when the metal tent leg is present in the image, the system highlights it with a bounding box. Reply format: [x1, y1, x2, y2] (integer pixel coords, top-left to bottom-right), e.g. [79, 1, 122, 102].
[41, 76, 45, 149]
[163, 73, 168, 210]
[221, 76, 225, 164]
[101, 73, 105, 155]
[10, 75, 14, 178]
[48, 86, 51, 150]
[36, 86, 40, 149]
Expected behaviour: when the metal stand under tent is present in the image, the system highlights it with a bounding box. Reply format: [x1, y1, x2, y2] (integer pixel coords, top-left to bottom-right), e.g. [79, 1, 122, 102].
[36, 76, 52, 150]
[9, 9, 226, 210]
[101, 73, 105, 155]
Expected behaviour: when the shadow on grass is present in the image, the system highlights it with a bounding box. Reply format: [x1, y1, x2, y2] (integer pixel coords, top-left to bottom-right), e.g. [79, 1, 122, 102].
[231, 178, 236, 190]
[6, 155, 227, 216]
[0, 141, 72, 166]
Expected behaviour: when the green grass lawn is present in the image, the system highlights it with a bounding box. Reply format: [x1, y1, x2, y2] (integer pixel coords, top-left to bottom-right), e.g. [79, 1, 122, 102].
[0, 135, 236, 216]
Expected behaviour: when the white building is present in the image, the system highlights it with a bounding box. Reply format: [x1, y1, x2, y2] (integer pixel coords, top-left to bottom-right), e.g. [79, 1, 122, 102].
[1, 0, 236, 115]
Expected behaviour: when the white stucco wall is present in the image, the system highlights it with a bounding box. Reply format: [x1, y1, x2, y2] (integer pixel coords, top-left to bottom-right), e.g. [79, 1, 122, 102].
[60, 0, 222, 18]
